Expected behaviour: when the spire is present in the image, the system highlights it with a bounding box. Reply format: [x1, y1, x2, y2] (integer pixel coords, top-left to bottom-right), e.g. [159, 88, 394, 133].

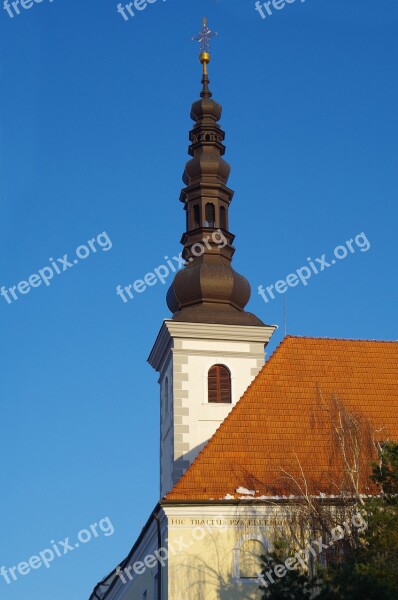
[166, 20, 265, 327]
[193, 17, 217, 98]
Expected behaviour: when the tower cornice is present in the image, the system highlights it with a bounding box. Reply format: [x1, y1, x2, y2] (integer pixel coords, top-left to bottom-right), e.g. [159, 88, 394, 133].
[148, 320, 277, 373]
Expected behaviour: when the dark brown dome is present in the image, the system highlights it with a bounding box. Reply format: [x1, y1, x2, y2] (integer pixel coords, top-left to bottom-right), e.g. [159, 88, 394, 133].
[167, 258, 250, 311]
[190, 97, 222, 122]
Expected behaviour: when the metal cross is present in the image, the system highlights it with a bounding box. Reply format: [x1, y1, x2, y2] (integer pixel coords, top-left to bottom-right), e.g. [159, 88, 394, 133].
[192, 17, 218, 53]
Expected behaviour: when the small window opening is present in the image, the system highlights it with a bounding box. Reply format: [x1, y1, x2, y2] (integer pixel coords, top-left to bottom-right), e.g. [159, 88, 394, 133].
[208, 364, 231, 403]
[205, 203, 215, 228]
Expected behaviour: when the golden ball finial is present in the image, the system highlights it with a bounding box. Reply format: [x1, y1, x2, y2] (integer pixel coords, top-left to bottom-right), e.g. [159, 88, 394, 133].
[200, 52, 210, 65]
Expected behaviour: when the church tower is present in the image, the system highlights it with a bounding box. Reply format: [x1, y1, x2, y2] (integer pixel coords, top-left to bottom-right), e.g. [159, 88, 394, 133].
[148, 19, 276, 498]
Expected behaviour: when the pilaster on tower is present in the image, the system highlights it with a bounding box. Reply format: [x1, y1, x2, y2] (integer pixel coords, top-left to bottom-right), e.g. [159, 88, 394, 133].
[149, 19, 276, 499]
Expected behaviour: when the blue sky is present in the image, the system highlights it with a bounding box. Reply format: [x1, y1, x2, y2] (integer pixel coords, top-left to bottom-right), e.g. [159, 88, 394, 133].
[0, 0, 397, 598]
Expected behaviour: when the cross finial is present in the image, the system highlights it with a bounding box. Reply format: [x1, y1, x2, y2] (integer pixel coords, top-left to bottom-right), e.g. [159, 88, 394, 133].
[192, 17, 218, 54]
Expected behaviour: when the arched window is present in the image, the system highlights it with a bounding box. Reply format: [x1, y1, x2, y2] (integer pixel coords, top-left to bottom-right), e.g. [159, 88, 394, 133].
[205, 203, 215, 228]
[220, 206, 227, 230]
[208, 365, 231, 403]
[193, 205, 200, 229]
[239, 540, 265, 579]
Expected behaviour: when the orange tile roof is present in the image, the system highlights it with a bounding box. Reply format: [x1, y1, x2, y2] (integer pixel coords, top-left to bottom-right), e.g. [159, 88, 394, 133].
[164, 336, 398, 502]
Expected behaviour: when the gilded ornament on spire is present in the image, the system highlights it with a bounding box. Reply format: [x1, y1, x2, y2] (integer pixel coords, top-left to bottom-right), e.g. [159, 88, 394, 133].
[193, 17, 218, 67]
[192, 17, 218, 97]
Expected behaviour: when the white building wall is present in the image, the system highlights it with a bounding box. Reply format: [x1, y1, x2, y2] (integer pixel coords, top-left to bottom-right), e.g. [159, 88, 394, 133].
[149, 321, 276, 498]
[160, 358, 174, 499]
[164, 503, 282, 600]
[104, 502, 288, 600]
[175, 341, 262, 459]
